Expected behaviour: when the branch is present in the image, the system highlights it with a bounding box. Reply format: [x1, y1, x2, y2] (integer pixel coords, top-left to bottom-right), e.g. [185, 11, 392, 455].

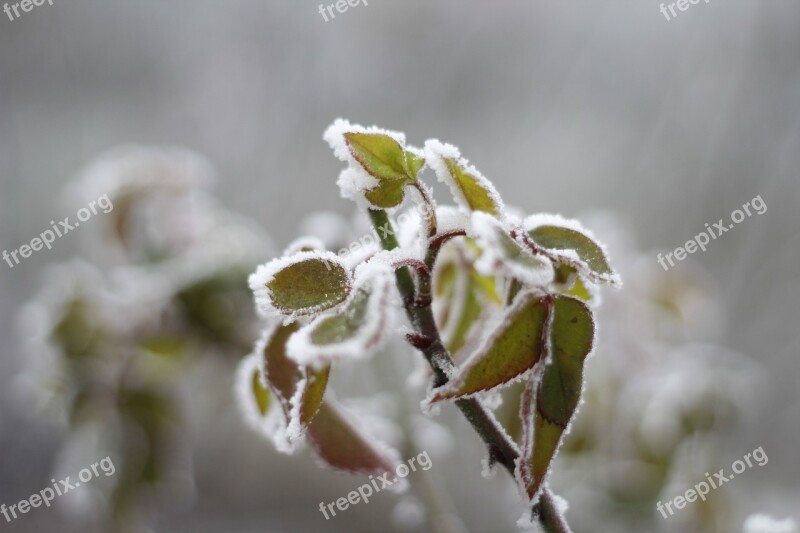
[367, 208, 571, 533]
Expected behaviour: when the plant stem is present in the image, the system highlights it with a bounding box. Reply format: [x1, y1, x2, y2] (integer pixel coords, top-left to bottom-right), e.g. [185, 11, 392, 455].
[367, 208, 571, 533]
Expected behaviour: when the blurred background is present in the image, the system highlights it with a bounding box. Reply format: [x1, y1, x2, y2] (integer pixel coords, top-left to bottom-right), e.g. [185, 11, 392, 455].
[1, 1, 798, 532]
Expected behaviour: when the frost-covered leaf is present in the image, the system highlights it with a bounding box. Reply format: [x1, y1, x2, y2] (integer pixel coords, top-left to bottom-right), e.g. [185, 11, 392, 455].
[249, 251, 352, 318]
[524, 214, 619, 286]
[344, 132, 413, 182]
[286, 363, 331, 443]
[245, 323, 334, 448]
[429, 293, 550, 402]
[306, 400, 402, 479]
[287, 263, 393, 366]
[363, 178, 409, 209]
[324, 120, 421, 209]
[405, 149, 426, 178]
[262, 322, 303, 408]
[471, 212, 553, 286]
[297, 365, 330, 427]
[425, 140, 503, 217]
[517, 295, 594, 502]
[234, 352, 291, 453]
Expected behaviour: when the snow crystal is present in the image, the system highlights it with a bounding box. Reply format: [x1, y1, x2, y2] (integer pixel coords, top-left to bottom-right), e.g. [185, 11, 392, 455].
[336, 167, 380, 208]
[434, 204, 470, 236]
[481, 451, 498, 480]
[284, 375, 310, 446]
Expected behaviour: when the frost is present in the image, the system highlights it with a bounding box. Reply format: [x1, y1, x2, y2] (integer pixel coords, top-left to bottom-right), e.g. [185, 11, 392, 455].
[523, 213, 591, 237]
[233, 353, 292, 454]
[471, 211, 554, 287]
[743, 515, 798, 533]
[336, 167, 380, 208]
[282, 235, 326, 255]
[434, 204, 470, 236]
[481, 451, 498, 479]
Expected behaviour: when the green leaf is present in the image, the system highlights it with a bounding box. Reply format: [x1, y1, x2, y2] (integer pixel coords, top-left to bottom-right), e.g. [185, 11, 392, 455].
[259, 253, 352, 317]
[364, 178, 408, 208]
[339, 133, 421, 208]
[517, 295, 594, 502]
[344, 132, 412, 182]
[430, 293, 550, 402]
[443, 157, 502, 216]
[307, 401, 400, 477]
[527, 224, 618, 285]
[251, 367, 272, 416]
[405, 150, 425, 178]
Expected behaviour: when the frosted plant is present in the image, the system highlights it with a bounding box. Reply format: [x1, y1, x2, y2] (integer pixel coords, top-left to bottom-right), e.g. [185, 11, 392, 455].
[17, 147, 268, 532]
[239, 120, 621, 531]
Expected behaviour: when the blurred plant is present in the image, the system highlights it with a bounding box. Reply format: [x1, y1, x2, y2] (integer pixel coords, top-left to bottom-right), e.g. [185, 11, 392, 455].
[238, 120, 622, 531]
[17, 147, 269, 532]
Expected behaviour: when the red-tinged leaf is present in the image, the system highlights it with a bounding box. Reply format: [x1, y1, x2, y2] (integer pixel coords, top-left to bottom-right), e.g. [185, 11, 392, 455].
[306, 401, 400, 478]
[262, 322, 303, 412]
[429, 293, 551, 403]
[517, 295, 594, 502]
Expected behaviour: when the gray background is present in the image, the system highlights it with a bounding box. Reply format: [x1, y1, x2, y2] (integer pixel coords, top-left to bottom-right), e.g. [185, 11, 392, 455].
[1, 1, 798, 532]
